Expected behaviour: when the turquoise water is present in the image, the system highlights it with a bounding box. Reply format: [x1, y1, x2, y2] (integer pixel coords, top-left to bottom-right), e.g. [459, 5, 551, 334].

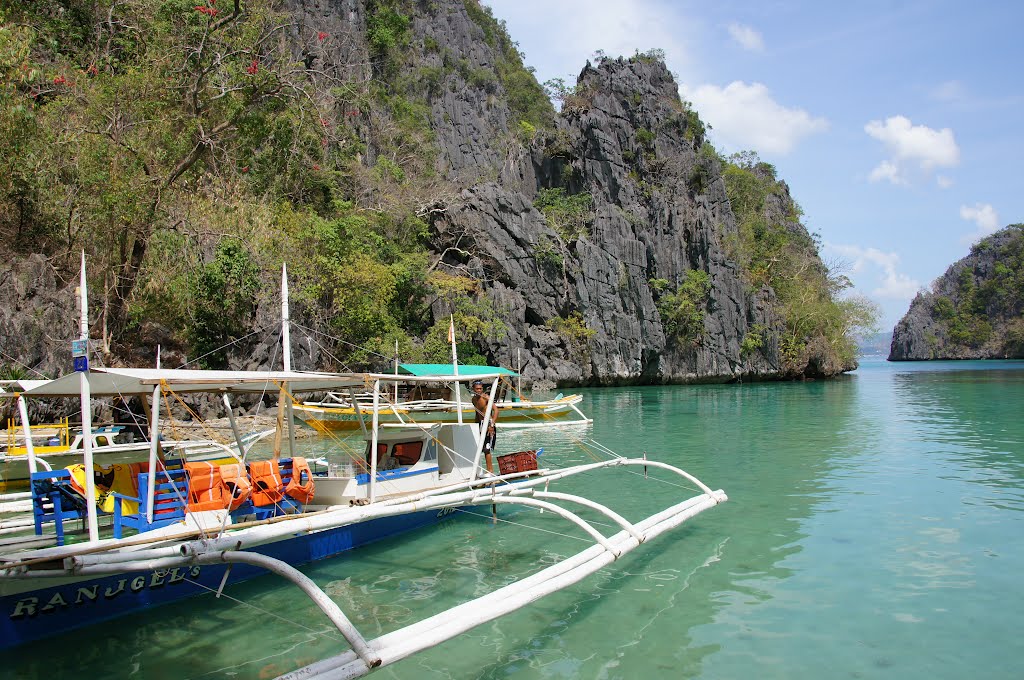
[7, 359, 1024, 679]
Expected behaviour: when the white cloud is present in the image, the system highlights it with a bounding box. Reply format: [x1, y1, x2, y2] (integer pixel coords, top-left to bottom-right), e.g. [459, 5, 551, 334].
[825, 243, 922, 300]
[727, 23, 764, 51]
[960, 203, 1000, 244]
[868, 160, 904, 185]
[960, 203, 999, 232]
[485, 0, 695, 85]
[682, 81, 829, 154]
[864, 115, 960, 185]
[936, 175, 954, 189]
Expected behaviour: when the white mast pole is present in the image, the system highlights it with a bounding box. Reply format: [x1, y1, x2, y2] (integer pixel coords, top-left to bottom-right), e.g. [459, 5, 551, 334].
[282, 264, 291, 373]
[517, 348, 522, 399]
[223, 394, 246, 455]
[145, 384, 161, 522]
[78, 251, 99, 542]
[369, 379, 380, 503]
[450, 315, 462, 425]
[282, 264, 296, 458]
[16, 394, 36, 475]
[470, 376, 500, 480]
[394, 339, 399, 404]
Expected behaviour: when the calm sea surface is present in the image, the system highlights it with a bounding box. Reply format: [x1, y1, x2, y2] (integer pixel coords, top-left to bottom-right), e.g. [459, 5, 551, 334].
[7, 358, 1024, 679]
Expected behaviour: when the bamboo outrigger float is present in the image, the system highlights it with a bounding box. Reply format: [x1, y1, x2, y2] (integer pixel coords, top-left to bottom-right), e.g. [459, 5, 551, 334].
[0, 259, 727, 677]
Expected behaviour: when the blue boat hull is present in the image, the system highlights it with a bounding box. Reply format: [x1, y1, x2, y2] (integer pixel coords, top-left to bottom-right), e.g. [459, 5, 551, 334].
[0, 507, 455, 650]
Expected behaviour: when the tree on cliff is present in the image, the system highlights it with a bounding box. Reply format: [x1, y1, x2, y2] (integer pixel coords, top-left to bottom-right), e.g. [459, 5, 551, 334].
[0, 1, 471, 370]
[0, 1, 340, 339]
[721, 152, 879, 375]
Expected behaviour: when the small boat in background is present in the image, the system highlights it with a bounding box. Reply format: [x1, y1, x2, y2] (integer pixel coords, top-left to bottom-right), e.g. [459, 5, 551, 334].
[294, 363, 592, 432]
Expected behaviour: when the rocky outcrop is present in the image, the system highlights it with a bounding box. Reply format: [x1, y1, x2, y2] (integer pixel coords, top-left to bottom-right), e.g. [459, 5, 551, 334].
[429, 54, 812, 384]
[0, 255, 78, 380]
[890, 225, 1024, 360]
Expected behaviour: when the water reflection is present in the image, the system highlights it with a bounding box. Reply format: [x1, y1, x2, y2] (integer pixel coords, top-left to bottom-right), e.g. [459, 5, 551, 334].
[888, 363, 1024, 503]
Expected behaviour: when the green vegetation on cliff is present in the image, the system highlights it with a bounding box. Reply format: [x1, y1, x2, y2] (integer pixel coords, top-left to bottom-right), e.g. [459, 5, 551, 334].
[721, 151, 878, 373]
[650, 271, 712, 345]
[905, 224, 1024, 357]
[461, 0, 553, 130]
[0, 0, 492, 369]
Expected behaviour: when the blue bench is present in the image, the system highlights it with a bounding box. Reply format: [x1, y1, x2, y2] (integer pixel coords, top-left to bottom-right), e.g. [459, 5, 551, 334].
[31, 470, 85, 546]
[112, 468, 189, 538]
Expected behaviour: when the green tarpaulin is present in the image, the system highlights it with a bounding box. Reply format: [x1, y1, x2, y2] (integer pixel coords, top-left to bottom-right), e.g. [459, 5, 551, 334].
[397, 364, 518, 377]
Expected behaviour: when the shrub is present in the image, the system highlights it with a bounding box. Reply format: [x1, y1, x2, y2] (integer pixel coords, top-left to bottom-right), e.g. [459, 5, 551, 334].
[187, 239, 260, 368]
[655, 270, 711, 344]
[741, 324, 767, 357]
[546, 311, 596, 359]
[533, 236, 563, 271]
[534, 187, 593, 241]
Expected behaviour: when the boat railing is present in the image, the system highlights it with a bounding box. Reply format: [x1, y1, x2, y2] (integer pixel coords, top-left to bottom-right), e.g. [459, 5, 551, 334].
[5, 417, 70, 450]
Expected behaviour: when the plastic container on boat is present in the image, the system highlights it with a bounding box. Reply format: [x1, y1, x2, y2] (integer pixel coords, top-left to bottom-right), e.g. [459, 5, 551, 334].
[497, 450, 538, 475]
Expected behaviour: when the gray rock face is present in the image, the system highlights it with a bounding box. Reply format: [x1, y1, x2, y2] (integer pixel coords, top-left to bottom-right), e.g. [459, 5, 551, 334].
[0, 255, 78, 379]
[890, 225, 1024, 360]
[430, 55, 788, 384]
[0, 256, 80, 420]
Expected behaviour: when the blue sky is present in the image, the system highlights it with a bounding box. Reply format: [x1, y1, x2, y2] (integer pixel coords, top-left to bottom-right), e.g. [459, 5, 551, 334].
[485, 0, 1024, 331]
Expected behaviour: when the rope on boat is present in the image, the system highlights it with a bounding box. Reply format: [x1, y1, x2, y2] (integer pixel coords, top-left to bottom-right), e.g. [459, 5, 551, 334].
[197, 550, 382, 671]
[448, 506, 597, 544]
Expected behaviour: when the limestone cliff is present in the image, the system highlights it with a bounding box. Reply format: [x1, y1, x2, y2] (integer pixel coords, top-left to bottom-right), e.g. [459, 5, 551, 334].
[890, 225, 1024, 360]
[429, 56, 790, 384]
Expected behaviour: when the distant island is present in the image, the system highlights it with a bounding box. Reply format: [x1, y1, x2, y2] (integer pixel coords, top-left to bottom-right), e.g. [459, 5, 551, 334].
[890, 224, 1024, 360]
[857, 332, 892, 358]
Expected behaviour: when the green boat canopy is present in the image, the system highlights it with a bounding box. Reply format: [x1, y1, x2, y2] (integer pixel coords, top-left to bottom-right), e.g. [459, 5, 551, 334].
[397, 363, 518, 378]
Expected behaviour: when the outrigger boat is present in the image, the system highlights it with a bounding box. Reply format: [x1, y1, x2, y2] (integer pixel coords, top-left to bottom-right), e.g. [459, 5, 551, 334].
[0, 260, 727, 677]
[0, 367, 726, 672]
[294, 363, 592, 432]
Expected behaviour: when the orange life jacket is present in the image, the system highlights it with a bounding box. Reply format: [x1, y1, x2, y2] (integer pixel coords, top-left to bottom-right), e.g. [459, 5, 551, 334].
[219, 463, 252, 510]
[185, 461, 227, 512]
[250, 460, 284, 507]
[284, 457, 315, 505]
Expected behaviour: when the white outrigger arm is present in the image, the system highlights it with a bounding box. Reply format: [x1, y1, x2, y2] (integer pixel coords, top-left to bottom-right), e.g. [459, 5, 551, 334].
[5, 458, 725, 680]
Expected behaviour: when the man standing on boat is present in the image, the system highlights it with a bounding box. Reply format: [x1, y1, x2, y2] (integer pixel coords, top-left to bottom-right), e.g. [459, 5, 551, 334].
[471, 379, 498, 455]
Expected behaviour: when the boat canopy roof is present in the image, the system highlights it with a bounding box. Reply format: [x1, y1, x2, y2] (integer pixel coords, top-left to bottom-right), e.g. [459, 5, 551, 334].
[21, 368, 367, 398]
[0, 379, 52, 397]
[397, 363, 518, 378]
